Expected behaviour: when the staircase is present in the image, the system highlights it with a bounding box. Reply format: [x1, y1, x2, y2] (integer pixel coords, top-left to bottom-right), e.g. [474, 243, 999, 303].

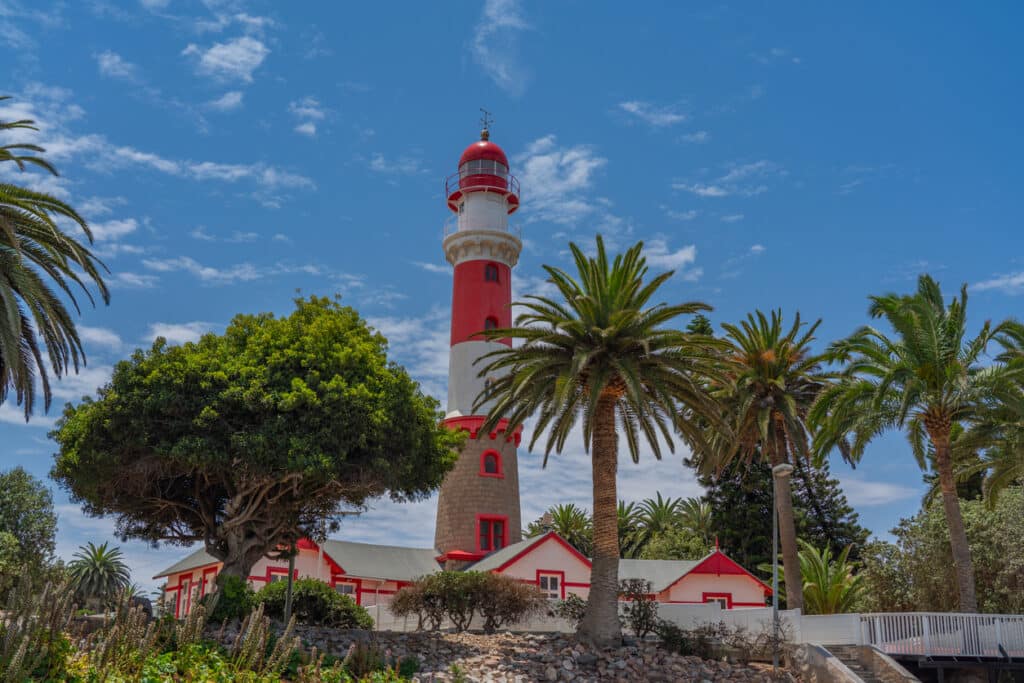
[826, 646, 885, 683]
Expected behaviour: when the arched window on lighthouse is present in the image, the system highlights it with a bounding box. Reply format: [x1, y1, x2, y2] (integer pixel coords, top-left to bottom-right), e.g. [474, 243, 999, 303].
[484, 263, 499, 283]
[484, 316, 498, 331]
[480, 450, 503, 478]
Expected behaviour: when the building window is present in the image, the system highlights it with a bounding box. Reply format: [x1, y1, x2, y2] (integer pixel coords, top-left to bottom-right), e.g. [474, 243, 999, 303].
[538, 573, 562, 600]
[335, 582, 357, 597]
[480, 450, 503, 477]
[484, 317, 498, 331]
[702, 593, 732, 609]
[478, 516, 507, 552]
[484, 263, 499, 282]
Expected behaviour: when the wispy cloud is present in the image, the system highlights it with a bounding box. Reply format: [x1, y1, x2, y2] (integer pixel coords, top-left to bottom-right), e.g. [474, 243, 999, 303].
[838, 477, 918, 507]
[515, 135, 609, 226]
[0, 402, 55, 427]
[95, 50, 140, 81]
[680, 131, 710, 144]
[618, 101, 687, 127]
[208, 90, 244, 111]
[143, 256, 261, 284]
[110, 272, 159, 289]
[751, 47, 801, 65]
[661, 207, 698, 221]
[674, 160, 783, 198]
[414, 262, 451, 275]
[471, 0, 530, 96]
[289, 96, 326, 137]
[88, 217, 138, 241]
[182, 36, 269, 83]
[146, 321, 216, 345]
[974, 271, 1024, 294]
[720, 213, 744, 223]
[720, 244, 767, 279]
[644, 239, 701, 280]
[78, 326, 123, 351]
[367, 153, 427, 176]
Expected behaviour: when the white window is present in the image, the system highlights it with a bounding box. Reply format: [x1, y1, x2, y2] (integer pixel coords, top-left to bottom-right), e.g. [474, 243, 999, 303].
[269, 573, 289, 583]
[538, 573, 561, 600]
[704, 596, 728, 608]
[335, 582, 357, 596]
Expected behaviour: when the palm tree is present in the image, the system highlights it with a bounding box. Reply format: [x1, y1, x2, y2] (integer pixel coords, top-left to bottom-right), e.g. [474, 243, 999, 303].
[69, 541, 131, 609]
[617, 501, 647, 559]
[476, 236, 725, 647]
[695, 310, 828, 611]
[638, 492, 682, 536]
[793, 541, 864, 615]
[952, 386, 1024, 506]
[810, 275, 1024, 612]
[525, 503, 593, 556]
[1, 99, 109, 420]
[677, 497, 713, 546]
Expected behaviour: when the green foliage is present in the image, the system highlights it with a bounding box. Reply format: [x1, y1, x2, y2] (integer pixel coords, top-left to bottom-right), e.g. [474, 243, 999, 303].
[767, 540, 864, 615]
[255, 578, 373, 629]
[0, 576, 76, 682]
[549, 594, 587, 628]
[206, 574, 256, 622]
[0, 466, 57, 593]
[700, 459, 869, 578]
[69, 541, 131, 609]
[640, 526, 709, 561]
[619, 579, 659, 638]
[389, 571, 545, 633]
[524, 503, 593, 556]
[0, 98, 110, 421]
[52, 296, 462, 579]
[857, 487, 1024, 614]
[654, 620, 726, 659]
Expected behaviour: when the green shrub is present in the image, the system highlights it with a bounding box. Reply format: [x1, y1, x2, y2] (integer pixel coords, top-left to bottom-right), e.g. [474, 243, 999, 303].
[654, 619, 728, 659]
[389, 571, 544, 633]
[619, 579, 659, 638]
[255, 578, 373, 629]
[549, 594, 587, 627]
[204, 574, 255, 622]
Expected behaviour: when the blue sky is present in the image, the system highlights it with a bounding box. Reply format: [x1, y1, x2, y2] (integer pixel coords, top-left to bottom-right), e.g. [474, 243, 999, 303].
[2, 1, 1022, 592]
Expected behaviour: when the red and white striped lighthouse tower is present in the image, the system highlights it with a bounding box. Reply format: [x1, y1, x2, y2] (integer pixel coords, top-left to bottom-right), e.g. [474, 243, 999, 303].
[434, 121, 523, 566]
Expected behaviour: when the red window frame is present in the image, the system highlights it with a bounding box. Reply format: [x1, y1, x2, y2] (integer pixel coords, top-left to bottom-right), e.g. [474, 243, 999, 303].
[536, 570, 565, 600]
[476, 514, 508, 553]
[479, 450, 503, 478]
[702, 592, 733, 609]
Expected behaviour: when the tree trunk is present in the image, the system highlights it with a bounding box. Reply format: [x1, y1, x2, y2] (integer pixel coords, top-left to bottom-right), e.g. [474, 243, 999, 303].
[578, 394, 622, 648]
[772, 460, 803, 612]
[212, 528, 267, 584]
[932, 432, 978, 612]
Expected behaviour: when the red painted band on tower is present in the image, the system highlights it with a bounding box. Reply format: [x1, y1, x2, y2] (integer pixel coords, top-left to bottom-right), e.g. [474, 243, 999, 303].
[450, 260, 512, 346]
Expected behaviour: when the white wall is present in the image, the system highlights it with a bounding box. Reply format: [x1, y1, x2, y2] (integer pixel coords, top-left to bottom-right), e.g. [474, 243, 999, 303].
[495, 537, 592, 599]
[664, 573, 768, 606]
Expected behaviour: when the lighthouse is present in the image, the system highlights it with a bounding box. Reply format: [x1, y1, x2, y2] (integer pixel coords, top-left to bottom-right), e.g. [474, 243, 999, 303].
[434, 121, 523, 566]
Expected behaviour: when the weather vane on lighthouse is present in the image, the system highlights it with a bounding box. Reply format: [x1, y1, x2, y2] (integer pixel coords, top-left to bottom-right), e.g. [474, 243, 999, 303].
[479, 108, 493, 140]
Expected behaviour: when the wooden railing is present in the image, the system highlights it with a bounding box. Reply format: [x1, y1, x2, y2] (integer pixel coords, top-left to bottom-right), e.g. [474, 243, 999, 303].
[861, 613, 1024, 659]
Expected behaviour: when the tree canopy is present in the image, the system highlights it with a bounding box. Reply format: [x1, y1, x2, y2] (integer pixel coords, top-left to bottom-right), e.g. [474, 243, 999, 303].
[51, 296, 461, 578]
[0, 466, 57, 592]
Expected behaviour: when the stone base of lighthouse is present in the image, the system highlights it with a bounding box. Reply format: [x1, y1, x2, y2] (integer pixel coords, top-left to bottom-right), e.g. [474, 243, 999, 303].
[434, 419, 522, 568]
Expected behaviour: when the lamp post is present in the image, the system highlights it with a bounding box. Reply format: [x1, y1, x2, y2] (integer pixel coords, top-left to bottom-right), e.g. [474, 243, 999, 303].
[771, 462, 794, 671]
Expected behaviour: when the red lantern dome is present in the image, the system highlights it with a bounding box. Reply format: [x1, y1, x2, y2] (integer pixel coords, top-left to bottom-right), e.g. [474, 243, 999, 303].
[446, 129, 520, 214]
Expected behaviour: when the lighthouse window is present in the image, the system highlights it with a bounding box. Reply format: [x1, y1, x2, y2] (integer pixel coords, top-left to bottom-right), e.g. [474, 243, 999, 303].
[484, 317, 498, 331]
[484, 263, 499, 282]
[480, 450, 503, 477]
[478, 516, 507, 552]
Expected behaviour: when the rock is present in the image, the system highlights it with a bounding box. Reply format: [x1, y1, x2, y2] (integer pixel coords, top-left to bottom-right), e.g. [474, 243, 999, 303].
[546, 667, 559, 681]
[576, 653, 598, 667]
[561, 658, 575, 671]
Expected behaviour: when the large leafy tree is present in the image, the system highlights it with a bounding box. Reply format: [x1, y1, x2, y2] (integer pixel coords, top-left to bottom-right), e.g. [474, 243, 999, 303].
[52, 297, 461, 580]
[0, 466, 57, 592]
[1, 98, 109, 419]
[810, 275, 1024, 611]
[694, 310, 829, 611]
[476, 236, 724, 647]
[69, 541, 130, 609]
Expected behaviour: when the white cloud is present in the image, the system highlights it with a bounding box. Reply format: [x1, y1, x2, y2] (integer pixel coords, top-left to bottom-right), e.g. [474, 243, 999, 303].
[146, 321, 216, 345]
[514, 135, 608, 225]
[471, 0, 530, 96]
[642, 239, 702, 282]
[673, 160, 782, 198]
[680, 131, 710, 144]
[414, 262, 451, 275]
[288, 96, 325, 121]
[368, 153, 426, 176]
[88, 217, 138, 241]
[272, 233, 292, 244]
[838, 478, 918, 507]
[0, 402, 55, 427]
[618, 101, 687, 127]
[143, 256, 260, 284]
[720, 214, 744, 223]
[79, 196, 126, 217]
[110, 272, 159, 289]
[208, 90, 243, 111]
[368, 308, 451, 402]
[750, 244, 766, 254]
[139, 0, 170, 9]
[294, 122, 316, 137]
[95, 50, 139, 81]
[78, 326, 123, 351]
[973, 272, 1024, 294]
[50, 365, 115, 401]
[662, 207, 698, 221]
[182, 36, 269, 83]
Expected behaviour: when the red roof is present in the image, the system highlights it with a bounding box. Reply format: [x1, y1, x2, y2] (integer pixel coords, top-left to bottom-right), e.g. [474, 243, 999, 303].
[459, 139, 509, 167]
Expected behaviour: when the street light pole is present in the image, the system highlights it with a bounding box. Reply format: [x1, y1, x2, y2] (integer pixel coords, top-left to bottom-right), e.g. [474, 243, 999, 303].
[771, 462, 794, 672]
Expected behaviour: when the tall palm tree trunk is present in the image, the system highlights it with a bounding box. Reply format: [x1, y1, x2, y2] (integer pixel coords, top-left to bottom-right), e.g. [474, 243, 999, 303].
[579, 394, 622, 647]
[930, 429, 978, 612]
[770, 448, 803, 611]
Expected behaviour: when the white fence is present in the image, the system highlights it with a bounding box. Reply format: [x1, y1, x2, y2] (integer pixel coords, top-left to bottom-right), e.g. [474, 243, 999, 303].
[861, 613, 1024, 658]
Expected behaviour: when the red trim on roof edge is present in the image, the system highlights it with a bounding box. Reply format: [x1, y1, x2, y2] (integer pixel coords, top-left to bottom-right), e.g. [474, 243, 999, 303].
[664, 549, 772, 596]
[492, 531, 593, 573]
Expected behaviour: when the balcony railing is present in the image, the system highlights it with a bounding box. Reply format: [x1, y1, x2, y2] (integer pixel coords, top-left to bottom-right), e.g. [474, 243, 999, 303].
[861, 612, 1024, 658]
[444, 170, 520, 199]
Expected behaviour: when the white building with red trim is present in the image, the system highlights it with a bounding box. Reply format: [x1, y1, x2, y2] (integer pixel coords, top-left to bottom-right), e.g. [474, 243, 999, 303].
[153, 126, 772, 618]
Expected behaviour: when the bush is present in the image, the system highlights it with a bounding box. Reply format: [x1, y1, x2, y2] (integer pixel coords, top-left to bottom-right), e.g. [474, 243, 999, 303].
[389, 571, 545, 632]
[619, 579, 658, 638]
[255, 578, 374, 629]
[654, 619, 728, 660]
[549, 594, 587, 628]
[203, 574, 255, 622]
